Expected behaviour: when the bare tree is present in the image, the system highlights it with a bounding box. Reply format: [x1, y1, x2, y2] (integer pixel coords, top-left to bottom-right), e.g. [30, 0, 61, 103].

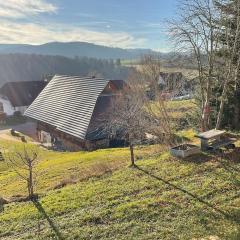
[140, 54, 162, 99]
[169, 0, 221, 130]
[140, 55, 176, 145]
[104, 55, 177, 166]
[106, 71, 148, 166]
[4, 144, 40, 199]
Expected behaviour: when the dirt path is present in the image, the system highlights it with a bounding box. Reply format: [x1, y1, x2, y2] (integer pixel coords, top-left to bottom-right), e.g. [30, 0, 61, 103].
[0, 122, 39, 143]
[0, 129, 22, 142]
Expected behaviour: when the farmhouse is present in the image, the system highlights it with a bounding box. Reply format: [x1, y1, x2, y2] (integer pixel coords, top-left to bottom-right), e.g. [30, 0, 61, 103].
[25, 75, 126, 151]
[0, 81, 48, 115]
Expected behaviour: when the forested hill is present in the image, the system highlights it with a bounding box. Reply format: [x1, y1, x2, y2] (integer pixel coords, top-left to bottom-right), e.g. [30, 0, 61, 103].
[0, 54, 130, 87]
[0, 42, 161, 60]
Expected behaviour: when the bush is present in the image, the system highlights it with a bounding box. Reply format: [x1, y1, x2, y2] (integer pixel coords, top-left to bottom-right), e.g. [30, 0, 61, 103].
[53, 178, 77, 190]
[21, 136, 27, 142]
[6, 115, 26, 125]
[0, 197, 8, 205]
[0, 197, 8, 212]
[10, 129, 20, 137]
[10, 129, 16, 135]
[13, 111, 22, 117]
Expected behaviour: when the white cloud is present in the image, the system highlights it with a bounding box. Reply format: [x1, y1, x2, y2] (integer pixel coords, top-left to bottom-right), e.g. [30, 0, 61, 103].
[0, 21, 146, 48]
[0, 1, 146, 48]
[0, 0, 57, 18]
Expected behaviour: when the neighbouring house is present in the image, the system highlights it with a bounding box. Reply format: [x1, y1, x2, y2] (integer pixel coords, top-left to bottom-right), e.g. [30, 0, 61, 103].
[158, 72, 195, 98]
[0, 94, 14, 116]
[25, 75, 126, 151]
[0, 81, 48, 115]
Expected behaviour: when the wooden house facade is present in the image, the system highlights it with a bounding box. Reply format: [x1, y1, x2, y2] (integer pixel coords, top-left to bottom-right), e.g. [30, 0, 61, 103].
[25, 75, 125, 151]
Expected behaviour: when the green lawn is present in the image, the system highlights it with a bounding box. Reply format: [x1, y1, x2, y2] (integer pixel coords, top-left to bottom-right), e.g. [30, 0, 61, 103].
[0, 139, 161, 198]
[0, 137, 240, 239]
[149, 99, 197, 118]
[166, 99, 197, 120]
[149, 99, 198, 129]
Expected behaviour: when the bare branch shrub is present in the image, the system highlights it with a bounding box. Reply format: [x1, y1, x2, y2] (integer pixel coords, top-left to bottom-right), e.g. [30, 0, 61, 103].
[4, 144, 40, 199]
[104, 55, 180, 165]
[106, 70, 149, 166]
[140, 55, 177, 145]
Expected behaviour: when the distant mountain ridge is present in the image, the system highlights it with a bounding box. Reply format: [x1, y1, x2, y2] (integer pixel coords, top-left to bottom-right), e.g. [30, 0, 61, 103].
[0, 42, 166, 60]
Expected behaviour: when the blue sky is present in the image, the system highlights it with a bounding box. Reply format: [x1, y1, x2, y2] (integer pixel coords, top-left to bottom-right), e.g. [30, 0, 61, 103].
[0, 0, 178, 51]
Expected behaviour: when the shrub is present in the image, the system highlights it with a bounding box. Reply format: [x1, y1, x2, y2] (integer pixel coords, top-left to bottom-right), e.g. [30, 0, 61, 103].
[6, 115, 26, 125]
[10, 129, 20, 137]
[53, 178, 77, 190]
[0, 197, 8, 212]
[21, 136, 27, 142]
[13, 111, 22, 117]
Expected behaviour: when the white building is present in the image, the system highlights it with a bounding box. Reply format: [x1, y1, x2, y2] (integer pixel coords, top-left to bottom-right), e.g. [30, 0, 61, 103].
[0, 94, 15, 115]
[0, 81, 48, 116]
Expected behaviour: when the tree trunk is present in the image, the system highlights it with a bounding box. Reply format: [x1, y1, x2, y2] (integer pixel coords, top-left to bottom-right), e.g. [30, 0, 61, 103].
[216, 81, 228, 129]
[233, 90, 240, 129]
[202, 90, 211, 131]
[129, 143, 135, 166]
[28, 166, 34, 199]
[202, 100, 210, 131]
[233, 103, 240, 129]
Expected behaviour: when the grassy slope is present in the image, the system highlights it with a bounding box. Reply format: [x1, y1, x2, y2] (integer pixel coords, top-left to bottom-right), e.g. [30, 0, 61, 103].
[166, 100, 197, 119]
[0, 137, 240, 240]
[149, 99, 197, 119]
[121, 60, 199, 78]
[0, 139, 160, 197]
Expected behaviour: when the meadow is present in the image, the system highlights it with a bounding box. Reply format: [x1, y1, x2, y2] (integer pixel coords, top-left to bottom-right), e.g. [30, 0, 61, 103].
[0, 132, 239, 240]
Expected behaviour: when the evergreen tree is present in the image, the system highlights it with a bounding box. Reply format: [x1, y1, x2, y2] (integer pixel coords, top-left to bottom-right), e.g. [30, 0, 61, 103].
[214, 0, 240, 129]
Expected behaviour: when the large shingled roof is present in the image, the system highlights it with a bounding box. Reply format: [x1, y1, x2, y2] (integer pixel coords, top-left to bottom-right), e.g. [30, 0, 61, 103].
[25, 75, 110, 140]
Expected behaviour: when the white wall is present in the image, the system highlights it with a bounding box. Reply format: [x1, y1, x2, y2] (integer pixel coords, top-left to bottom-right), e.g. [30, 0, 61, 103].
[0, 95, 15, 116]
[0, 95, 29, 116]
[15, 106, 28, 114]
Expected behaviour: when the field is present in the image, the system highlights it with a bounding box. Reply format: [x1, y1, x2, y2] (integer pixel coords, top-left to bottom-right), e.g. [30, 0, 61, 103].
[0, 132, 240, 240]
[0, 139, 160, 198]
[166, 99, 197, 119]
[149, 99, 198, 129]
[121, 59, 199, 79]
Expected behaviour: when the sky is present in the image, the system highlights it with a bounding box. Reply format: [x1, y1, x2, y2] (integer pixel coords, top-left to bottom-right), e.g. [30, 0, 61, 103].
[0, 0, 178, 51]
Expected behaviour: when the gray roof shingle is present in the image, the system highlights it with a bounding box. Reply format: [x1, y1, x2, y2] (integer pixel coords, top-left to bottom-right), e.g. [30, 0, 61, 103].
[24, 75, 109, 140]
